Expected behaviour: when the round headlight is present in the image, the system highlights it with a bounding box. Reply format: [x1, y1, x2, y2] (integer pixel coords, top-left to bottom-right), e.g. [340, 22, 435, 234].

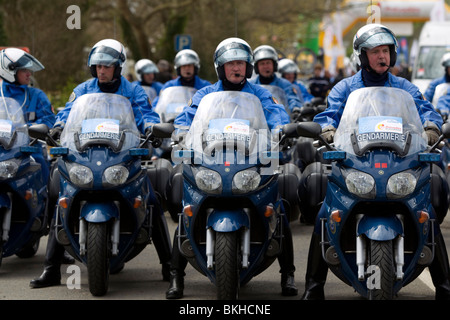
[103, 165, 129, 186]
[233, 169, 261, 194]
[387, 172, 416, 197]
[68, 163, 93, 187]
[0, 159, 19, 180]
[195, 168, 222, 194]
[345, 171, 375, 197]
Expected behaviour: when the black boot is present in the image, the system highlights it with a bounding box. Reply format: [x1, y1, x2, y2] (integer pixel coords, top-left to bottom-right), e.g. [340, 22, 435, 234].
[30, 220, 64, 288]
[278, 222, 298, 296]
[152, 208, 173, 281]
[165, 230, 187, 299]
[62, 251, 75, 264]
[166, 269, 185, 299]
[300, 232, 328, 300]
[281, 272, 298, 296]
[429, 232, 450, 300]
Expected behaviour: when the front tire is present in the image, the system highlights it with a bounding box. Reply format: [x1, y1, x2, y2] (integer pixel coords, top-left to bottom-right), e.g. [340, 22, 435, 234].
[215, 232, 239, 300]
[87, 222, 110, 296]
[368, 239, 395, 300]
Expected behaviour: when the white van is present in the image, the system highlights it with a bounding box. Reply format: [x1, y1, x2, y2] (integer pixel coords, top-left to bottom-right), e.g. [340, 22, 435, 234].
[411, 21, 450, 94]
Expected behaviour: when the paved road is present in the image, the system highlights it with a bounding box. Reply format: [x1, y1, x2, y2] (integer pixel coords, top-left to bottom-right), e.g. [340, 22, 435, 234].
[0, 211, 448, 302]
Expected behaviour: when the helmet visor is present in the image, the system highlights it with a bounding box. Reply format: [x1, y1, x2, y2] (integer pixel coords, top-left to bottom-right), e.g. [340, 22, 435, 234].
[88, 46, 124, 67]
[140, 63, 159, 74]
[214, 42, 253, 67]
[13, 53, 44, 72]
[354, 27, 397, 52]
[174, 52, 199, 68]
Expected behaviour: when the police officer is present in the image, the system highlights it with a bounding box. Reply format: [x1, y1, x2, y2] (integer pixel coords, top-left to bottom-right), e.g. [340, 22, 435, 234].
[278, 58, 314, 104]
[424, 52, 450, 103]
[166, 37, 297, 299]
[133, 58, 163, 102]
[0, 48, 55, 182]
[301, 24, 450, 300]
[250, 45, 303, 114]
[30, 39, 172, 288]
[155, 49, 210, 102]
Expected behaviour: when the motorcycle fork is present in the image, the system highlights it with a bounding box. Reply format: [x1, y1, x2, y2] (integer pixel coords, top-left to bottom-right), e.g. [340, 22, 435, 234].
[1, 192, 12, 242]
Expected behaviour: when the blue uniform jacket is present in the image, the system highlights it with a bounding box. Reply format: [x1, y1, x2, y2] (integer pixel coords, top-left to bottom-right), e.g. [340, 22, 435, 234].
[1, 81, 55, 128]
[56, 76, 160, 134]
[174, 80, 290, 131]
[251, 75, 303, 112]
[436, 91, 450, 115]
[314, 70, 443, 131]
[424, 75, 447, 102]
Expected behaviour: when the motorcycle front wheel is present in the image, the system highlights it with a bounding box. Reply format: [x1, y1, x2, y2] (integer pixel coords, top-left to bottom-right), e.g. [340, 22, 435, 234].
[87, 222, 110, 296]
[368, 239, 395, 300]
[215, 231, 240, 300]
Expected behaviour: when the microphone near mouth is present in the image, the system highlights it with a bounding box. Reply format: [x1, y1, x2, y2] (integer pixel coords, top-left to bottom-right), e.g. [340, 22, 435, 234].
[380, 62, 387, 67]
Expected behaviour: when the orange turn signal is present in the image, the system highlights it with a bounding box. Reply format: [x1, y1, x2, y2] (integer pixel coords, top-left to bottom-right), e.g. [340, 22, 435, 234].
[24, 189, 33, 200]
[183, 205, 193, 217]
[331, 210, 342, 223]
[58, 197, 69, 209]
[264, 205, 275, 218]
[133, 196, 142, 208]
[418, 211, 429, 224]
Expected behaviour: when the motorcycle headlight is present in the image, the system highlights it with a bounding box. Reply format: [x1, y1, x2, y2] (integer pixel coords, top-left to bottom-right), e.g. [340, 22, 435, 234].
[0, 159, 20, 180]
[387, 172, 417, 198]
[67, 163, 93, 187]
[233, 169, 261, 194]
[103, 165, 129, 187]
[345, 170, 375, 198]
[195, 168, 222, 194]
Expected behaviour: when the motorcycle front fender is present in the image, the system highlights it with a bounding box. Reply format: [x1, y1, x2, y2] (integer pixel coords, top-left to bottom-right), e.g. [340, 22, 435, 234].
[80, 202, 119, 223]
[207, 209, 250, 232]
[357, 215, 403, 241]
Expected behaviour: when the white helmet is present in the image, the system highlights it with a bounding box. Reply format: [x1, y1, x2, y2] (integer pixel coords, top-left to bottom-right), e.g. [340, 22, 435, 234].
[213, 37, 253, 80]
[174, 49, 200, 74]
[278, 58, 300, 74]
[352, 23, 398, 68]
[87, 39, 126, 78]
[0, 48, 44, 83]
[441, 52, 450, 67]
[253, 45, 279, 73]
[134, 59, 159, 82]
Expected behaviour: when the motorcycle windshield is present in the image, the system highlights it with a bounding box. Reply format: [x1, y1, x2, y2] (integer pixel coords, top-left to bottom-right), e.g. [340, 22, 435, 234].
[184, 91, 271, 157]
[155, 86, 197, 122]
[0, 96, 29, 149]
[60, 93, 140, 152]
[432, 83, 450, 106]
[141, 85, 157, 103]
[260, 85, 288, 111]
[334, 87, 427, 157]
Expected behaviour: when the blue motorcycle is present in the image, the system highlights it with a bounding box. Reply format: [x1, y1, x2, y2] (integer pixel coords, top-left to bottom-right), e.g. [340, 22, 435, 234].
[44, 93, 171, 296]
[152, 86, 197, 160]
[0, 97, 48, 266]
[317, 87, 449, 299]
[172, 91, 319, 299]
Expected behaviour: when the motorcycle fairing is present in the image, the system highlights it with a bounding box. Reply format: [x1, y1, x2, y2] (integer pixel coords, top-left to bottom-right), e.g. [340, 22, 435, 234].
[357, 214, 403, 240]
[207, 209, 249, 232]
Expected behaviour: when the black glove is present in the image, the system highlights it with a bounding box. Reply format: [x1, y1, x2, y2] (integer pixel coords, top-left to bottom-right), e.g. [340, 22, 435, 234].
[145, 126, 152, 137]
[425, 127, 440, 145]
[49, 126, 63, 141]
[291, 107, 301, 121]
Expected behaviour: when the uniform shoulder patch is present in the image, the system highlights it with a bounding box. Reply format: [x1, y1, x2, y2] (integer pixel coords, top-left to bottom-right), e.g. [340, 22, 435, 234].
[68, 92, 76, 103]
